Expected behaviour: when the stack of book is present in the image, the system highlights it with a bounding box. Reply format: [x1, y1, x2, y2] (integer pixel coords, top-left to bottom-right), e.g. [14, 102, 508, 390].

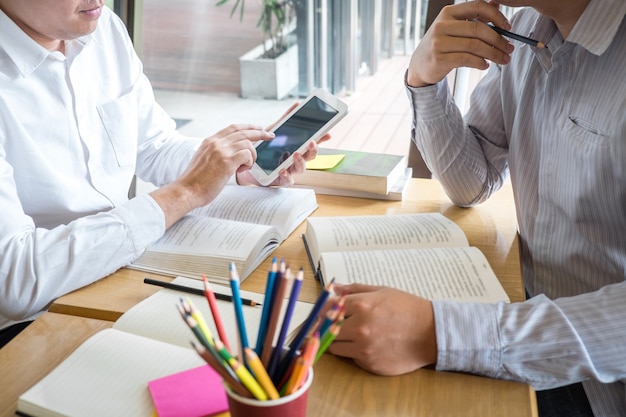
[294, 148, 411, 201]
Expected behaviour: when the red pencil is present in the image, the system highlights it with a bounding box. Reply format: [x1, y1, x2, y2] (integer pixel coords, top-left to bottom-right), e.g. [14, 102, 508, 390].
[202, 274, 230, 351]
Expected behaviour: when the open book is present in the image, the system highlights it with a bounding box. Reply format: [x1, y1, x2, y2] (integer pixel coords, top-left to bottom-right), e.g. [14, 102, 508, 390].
[17, 277, 314, 417]
[130, 185, 318, 285]
[303, 213, 510, 303]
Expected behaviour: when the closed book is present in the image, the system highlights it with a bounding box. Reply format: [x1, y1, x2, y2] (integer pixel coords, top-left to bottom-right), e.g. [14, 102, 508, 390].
[296, 148, 407, 195]
[295, 167, 412, 201]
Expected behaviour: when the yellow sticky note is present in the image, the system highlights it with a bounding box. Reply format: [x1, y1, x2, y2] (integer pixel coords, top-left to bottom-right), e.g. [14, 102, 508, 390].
[306, 154, 345, 170]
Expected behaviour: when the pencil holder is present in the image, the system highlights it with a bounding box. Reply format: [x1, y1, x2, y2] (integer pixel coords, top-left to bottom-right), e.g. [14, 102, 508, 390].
[224, 369, 313, 417]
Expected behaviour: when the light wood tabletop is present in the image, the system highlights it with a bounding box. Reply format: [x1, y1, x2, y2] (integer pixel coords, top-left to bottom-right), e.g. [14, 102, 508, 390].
[2, 178, 537, 417]
[49, 178, 524, 321]
[1, 312, 537, 417]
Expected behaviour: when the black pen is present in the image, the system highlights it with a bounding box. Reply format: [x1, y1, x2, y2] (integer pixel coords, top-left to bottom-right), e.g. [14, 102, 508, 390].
[143, 277, 261, 307]
[488, 23, 547, 49]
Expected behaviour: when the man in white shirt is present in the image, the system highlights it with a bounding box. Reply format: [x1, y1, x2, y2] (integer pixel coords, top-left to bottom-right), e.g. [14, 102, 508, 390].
[329, 1, 626, 416]
[0, 0, 321, 343]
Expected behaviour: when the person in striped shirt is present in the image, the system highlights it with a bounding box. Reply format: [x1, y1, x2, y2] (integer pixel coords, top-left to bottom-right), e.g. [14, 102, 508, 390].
[330, 1, 626, 416]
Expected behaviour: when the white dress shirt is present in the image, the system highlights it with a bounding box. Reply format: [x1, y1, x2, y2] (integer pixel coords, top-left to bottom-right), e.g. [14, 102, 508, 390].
[0, 7, 202, 330]
[407, 2, 626, 416]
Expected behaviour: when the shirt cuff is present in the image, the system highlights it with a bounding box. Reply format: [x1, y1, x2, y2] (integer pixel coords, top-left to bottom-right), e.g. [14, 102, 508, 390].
[111, 194, 166, 257]
[404, 70, 450, 121]
[433, 300, 503, 379]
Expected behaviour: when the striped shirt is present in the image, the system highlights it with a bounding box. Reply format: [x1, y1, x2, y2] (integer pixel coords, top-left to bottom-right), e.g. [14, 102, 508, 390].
[407, 2, 626, 416]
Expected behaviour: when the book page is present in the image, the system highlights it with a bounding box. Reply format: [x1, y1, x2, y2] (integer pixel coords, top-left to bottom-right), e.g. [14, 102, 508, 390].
[190, 185, 317, 238]
[305, 213, 469, 267]
[143, 215, 274, 257]
[17, 328, 204, 417]
[320, 247, 509, 303]
[129, 216, 279, 283]
[113, 277, 313, 356]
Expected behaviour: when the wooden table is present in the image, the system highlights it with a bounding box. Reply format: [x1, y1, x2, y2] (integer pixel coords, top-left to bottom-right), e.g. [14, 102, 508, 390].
[1, 178, 537, 417]
[49, 178, 524, 320]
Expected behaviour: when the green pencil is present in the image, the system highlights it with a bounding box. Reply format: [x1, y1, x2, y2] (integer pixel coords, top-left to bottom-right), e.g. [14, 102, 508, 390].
[314, 320, 342, 363]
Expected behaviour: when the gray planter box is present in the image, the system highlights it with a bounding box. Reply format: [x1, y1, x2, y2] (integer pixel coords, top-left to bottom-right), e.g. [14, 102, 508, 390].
[239, 42, 299, 100]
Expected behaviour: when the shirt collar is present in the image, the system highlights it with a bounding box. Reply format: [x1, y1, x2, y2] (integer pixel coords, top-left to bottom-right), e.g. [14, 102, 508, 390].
[532, 0, 626, 56]
[0, 8, 93, 77]
[567, 0, 626, 55]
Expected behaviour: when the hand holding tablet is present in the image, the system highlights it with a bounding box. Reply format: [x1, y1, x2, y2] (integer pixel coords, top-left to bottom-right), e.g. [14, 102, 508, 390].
[249, 89, 348, 186]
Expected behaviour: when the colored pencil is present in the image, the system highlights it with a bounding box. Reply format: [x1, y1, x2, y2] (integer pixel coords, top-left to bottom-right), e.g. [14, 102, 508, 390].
[315, 320, 342, 363]
[143, 277, 260, 306]
[255, 257, 278, 354]
[317, 302, 339, 336]
[178, 303, 213, 349]
[229, 263, 249, 357]
[192, 341, 252, 398]
[185, 297, 214, 344]
[215, 340, 268, 400]
[261, 266, 291, 366]
[201, 274, 230, 350]
[244, 348, 280, 400]
[267, 267, 303, 378]
[284, 333, 319, 395]
[274, 280, 332, 384]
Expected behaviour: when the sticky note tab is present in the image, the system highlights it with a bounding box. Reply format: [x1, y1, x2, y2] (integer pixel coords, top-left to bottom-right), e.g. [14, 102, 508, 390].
[148, 365, 228, 417]
[306, 154, 345, 170]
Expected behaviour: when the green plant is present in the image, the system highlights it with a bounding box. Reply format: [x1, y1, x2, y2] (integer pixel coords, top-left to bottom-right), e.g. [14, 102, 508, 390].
[216, 0, 296, 59]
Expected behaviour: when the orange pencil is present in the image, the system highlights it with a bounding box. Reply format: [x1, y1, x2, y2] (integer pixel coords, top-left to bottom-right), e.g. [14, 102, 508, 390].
[284, 333, 319, 395]
[202, 274, 230, 350]
[282, 356, 307, 396]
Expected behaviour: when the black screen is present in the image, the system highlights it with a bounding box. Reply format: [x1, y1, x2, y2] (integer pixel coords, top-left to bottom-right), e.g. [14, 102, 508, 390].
[255, 96, 339, 174]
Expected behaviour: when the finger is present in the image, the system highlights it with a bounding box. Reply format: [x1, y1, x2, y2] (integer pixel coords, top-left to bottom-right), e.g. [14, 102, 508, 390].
[444, 1, 510, 30]
[435, 19, 514, 56]
[299, 141, 319, 162]
[213, 123, 266, 138]
[317, 133, 332, 145]
[333, 283, 384, 295]
[232, 147, 255, 170]
[229, 128, 275, 143]
[288, 152, 306, 174]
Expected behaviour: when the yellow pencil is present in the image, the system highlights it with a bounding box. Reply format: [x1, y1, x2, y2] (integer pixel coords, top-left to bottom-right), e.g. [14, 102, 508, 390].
[215, 340, 268, 400]
[244, 347, 280, 400]
[185, 297, 214, 345]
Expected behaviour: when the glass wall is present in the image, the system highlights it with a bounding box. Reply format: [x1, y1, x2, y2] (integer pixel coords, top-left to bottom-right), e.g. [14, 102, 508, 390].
[132, 0, 426, 99]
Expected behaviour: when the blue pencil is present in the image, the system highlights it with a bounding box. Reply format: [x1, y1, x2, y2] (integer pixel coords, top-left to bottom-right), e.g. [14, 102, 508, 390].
[255, 257, 278, 355]
[229, 262, 249, 357]
[274, 279, 332, 384]
[268, 267, 303, 378]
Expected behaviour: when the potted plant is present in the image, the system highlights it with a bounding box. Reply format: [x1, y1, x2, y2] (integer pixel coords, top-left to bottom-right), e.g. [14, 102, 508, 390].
[217, 0, 299, 99]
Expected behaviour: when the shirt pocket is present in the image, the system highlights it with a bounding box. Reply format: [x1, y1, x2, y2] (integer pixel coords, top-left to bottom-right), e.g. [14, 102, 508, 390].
[97, 89, 138, 167]
[566, 115, 610, 148]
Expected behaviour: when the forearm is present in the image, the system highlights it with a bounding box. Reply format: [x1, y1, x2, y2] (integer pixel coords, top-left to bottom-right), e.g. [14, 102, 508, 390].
[0, 195, 164, 321]
[406, 71, 508, 206]
[433, 282, 626, 389]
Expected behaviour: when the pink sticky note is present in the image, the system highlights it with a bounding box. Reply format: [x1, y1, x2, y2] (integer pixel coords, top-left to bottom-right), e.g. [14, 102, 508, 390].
[148, 365, 228, 417]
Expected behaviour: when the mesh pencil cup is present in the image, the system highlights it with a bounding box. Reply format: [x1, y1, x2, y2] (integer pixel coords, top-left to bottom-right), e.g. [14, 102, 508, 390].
[224, 369, 313, 417]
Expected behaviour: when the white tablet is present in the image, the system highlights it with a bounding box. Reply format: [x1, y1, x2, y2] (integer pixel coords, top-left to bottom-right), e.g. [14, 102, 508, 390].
[249, 89, 348, 186]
